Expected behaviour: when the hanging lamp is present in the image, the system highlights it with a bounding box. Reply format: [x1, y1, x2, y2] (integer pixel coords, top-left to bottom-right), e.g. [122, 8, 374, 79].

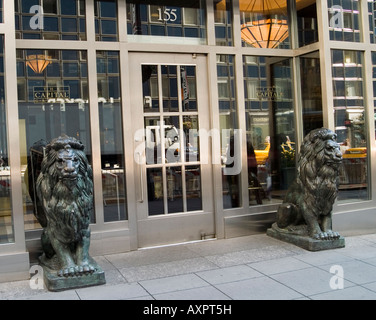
[26, 54, 52, 73]
[241, 17, 289, 48]
[239, 0, 289, 48]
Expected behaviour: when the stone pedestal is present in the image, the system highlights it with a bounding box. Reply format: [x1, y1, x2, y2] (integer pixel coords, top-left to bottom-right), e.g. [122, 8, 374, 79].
[39, 255, 106, 292]
[267, 223, 345, 252]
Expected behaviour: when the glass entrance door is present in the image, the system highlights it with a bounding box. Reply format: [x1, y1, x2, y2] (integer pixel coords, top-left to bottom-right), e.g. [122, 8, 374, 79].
[130, 53, 214, 248]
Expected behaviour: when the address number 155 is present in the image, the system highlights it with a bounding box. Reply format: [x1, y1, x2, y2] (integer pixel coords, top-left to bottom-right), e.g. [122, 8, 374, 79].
[157, 8, 178, 22]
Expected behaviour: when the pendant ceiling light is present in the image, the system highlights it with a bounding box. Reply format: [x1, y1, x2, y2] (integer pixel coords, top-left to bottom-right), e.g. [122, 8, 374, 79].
[26, 54, 52, 74]
[239, 0, 289, 49]
[241, 17, 289, 49]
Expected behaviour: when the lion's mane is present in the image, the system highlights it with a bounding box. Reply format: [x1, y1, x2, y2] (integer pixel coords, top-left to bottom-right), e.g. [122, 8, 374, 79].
[36, 135, 93, 246]
[295, 128, 340, 217]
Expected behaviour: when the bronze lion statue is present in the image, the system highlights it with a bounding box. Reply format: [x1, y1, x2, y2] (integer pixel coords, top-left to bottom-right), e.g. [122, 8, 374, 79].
[275, 128, 343, 240]
[36, 135, 96, 277]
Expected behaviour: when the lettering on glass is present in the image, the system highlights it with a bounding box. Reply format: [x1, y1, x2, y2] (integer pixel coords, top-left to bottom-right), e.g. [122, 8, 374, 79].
[157, 8, 178, 22]
[256, 87, 283, 101]
[33, 86, 71, 103]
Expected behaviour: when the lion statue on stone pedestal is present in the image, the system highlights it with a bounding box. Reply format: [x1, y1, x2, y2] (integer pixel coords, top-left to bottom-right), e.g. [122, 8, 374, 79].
[275, 128, 343, 240]
[36, 135, 96, 277]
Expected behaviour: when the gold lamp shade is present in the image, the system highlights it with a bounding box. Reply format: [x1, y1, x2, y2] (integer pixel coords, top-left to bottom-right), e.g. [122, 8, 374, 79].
[216, 0, 317, 48]
[26, 54, 52, 74]
[241, 18, 289, 49]
[216, 0, 316, 13]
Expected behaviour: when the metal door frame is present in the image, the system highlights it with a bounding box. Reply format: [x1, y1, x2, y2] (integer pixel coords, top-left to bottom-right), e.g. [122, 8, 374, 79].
[129, 52, 215, 248]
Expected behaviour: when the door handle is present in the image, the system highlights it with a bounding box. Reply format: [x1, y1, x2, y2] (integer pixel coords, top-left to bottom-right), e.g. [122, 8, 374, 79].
[137, 152, 144, 203]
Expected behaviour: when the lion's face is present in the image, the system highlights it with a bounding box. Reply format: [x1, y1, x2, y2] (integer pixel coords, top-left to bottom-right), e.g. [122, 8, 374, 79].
[322, 139, 342, 167]
[55, 147, 80, 189]
[36, 135, 94, 237]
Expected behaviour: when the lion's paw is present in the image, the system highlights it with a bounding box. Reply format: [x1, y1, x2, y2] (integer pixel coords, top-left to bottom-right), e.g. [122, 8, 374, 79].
[57, 264, 96, 277]
[58, 267, 77, 278]
[313, 231, 341, 241]
[77, 263, 96, 275]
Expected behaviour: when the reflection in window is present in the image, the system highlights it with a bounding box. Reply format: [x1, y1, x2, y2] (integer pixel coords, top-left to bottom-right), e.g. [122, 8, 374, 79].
[97, 51, 127, 222]
[95, 0, 118, 42]
[214, 0, 233, 46]
[0, 0, 3, 23]
[332, 49, 368, 201]
[15, 0, 86, 40]
[372, 52, 376, 139]
[297, 0, 318, 47]
[300, 52, 323, 136]
[240, 0, 290, 49]
[143, 64, 202, 215]
[0, 35, 14, 243]
[126, 0, 206, 45]
[369, 0, 376, 43]
[217, 55, 241, 209]
[328, 0, 360, 42]
[243, 56, 295, 207]
[17, 49, 92, 229]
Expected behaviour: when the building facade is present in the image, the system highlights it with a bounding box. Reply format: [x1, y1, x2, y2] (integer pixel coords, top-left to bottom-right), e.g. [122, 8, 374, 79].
[1, 0, 376, 281]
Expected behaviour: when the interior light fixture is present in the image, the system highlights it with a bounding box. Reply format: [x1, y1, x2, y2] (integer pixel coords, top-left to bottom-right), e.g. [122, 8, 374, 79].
[241, 18, 289, 49]
[26, 54, 52, 74]
[238, 0, 290, 49]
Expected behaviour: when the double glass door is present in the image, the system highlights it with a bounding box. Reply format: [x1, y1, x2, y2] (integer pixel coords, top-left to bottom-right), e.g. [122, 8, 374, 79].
[130, 53, 214, 248]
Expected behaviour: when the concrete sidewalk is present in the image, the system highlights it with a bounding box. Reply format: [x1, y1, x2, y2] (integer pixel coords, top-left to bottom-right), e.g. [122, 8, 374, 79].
[2, 233, 376, 300]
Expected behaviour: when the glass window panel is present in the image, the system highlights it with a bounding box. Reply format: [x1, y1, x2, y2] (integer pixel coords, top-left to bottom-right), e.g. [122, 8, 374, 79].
[243, 56, 295, 207]
[162, 65, 178, 112]
[371, 52, 376, 157]
[183, 115, 199, 162]
[215, 0, 233, 46]
[369, 0, 376, 43]
[95, 0, 118, 41]
[186, 166, 202, 211]
[167, 166, 183, 214]
[97, 51, 126, 222]
[218, 55, 241, 209]
[18, 49, 93, 230]
[145, 117, 163, 165]
[142, 65, 159, 113]
[100, 0, 116, 17]
[147, 168, 164, 215]
[44, 0, 58, 14]
[328, 0, 360, 42]
[0, 35, 14, 243]
[22, 0, 38, 13]
[108, 57, 119, 73]
[61, 18, 78, 32]
[63, 62, 79, 77]
[181, 66, 197, 112]
[16, 0, 86, 40]
[297, 0, 319, 47]
[300, 52, 323, 136]
[101, 20, 117, 35]
[61, 0, 77, 15]
[127, 1, 206, 45]
[184, 8, 198, 25]
[332, 49, 368, 202]
[164, 116, 181, 164]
